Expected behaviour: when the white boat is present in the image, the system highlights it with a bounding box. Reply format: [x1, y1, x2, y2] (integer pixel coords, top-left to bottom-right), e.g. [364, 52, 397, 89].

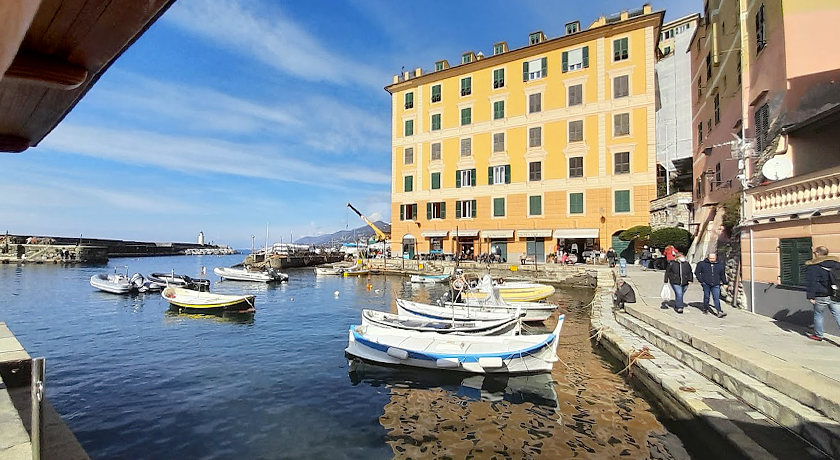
[314, 266, 344, 275]
[214, 266, 288, 283]
[345, 314, 565, 374]
[162, 286, 255, 313]
[90, 267, 144, 294]
[461, 275, 556, 302]
[397, 298, 554, 323]
[361, 309, 520, 336]
[409, 274, 451, 283]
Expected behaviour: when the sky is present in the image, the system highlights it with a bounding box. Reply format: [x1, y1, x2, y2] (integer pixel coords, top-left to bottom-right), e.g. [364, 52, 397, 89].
[1, 0, 698, 248]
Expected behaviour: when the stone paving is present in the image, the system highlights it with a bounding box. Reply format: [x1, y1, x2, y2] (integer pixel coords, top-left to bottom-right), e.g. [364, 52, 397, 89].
[0, 323, 31, 460]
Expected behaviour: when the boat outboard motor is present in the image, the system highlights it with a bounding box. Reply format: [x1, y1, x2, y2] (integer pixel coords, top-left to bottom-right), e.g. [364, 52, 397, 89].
[129, 273, 145, 292]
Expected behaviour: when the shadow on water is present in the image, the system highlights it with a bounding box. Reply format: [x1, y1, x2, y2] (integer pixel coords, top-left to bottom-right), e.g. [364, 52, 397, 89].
[163, 308, 256, 325]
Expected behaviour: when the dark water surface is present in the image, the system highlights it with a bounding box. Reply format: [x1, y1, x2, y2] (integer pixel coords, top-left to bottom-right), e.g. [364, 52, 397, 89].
[0, 255, 698, 459]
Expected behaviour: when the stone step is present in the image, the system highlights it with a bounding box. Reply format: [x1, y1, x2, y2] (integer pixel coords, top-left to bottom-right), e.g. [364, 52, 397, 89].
[616, 310, 840, 458]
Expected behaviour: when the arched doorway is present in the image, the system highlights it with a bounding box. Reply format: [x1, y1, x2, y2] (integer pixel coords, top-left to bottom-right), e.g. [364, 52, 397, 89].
[402, 234, 416, 260]
[612, 230, 634, 264]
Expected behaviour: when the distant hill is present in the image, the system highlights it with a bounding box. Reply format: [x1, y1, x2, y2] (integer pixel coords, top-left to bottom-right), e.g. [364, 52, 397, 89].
[294, 221, 391, 245]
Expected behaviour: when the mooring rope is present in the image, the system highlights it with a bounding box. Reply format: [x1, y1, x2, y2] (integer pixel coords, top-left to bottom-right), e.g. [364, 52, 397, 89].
[616, 346, 654, 377]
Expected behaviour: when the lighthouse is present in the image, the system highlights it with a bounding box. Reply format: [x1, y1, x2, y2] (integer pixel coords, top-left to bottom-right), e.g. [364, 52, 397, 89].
[198, 231, 205, 245]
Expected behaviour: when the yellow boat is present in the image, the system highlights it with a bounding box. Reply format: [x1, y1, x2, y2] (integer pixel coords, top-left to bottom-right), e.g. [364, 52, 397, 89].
[162, 286, 255, 313]
[343, 268, 370, 277]
[460, 277, 556, 302]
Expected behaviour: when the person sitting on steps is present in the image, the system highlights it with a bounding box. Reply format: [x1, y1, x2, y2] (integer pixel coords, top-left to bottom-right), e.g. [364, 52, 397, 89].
[612, 278, 636, 311]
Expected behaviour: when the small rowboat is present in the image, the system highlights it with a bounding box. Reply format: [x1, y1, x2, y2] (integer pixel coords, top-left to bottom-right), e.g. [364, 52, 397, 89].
[409, 274, 451, 283]
[343, 268, 370, 277]
[461, 275, 555, 302]
[314, 266, 344, 275]
[361, 309, 520, 336]
[162, 286, 255, 313]
[396, 298, 553, 322]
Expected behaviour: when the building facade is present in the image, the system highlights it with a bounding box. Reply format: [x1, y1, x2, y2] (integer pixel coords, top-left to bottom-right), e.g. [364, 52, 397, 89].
[386, 5, 663, 263]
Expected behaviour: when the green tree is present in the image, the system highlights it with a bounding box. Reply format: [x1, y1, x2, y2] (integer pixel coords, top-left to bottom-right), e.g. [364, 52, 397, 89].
[649, 227, 693, 252]
[618, 225, 651, 241]
[722, 195, 741, 233]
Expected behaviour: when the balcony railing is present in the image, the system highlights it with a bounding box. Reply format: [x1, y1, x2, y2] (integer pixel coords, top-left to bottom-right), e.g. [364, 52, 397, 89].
[747, 165, 840, 218]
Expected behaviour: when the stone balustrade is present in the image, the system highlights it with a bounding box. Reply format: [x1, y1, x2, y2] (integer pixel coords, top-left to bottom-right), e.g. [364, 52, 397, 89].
[747, 165, 840, 218]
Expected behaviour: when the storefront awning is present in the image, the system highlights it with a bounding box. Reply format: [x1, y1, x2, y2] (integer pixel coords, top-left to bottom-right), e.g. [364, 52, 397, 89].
[553, 228, 600, 239]
[516, 229, 553, 238]
[480, 230, 514, 239]
[421, 231, 449, 238]
[450, 229, 479, 237]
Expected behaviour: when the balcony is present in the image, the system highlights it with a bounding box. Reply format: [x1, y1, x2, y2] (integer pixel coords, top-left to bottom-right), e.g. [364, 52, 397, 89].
[747, 165, 840, 220]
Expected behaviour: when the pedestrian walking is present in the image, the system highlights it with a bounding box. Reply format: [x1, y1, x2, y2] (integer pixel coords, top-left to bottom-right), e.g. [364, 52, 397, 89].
[664, 252, 692, 313]
[606, 247, 617, 267]
[664, 245, 677, 262]
[805, 246, 840, 341]
[640, 245, 652, 271]
[695, 252, 728, 317]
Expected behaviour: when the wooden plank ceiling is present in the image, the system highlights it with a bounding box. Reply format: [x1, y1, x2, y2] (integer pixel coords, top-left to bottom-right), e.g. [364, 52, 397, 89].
[0, 0, 177, 152]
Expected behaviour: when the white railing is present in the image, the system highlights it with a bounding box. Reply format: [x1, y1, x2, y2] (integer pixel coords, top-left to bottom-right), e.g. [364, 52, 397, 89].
[748, 166, 840, 217]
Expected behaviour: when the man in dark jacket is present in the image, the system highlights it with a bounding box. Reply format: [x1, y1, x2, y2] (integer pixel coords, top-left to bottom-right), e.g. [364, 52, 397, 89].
[640, 246, 652, 271]
[664, 252, 693, 313]
[695, 252, 728, 317]
[805, 246, 840, 341]
[612, 278, 636, 310]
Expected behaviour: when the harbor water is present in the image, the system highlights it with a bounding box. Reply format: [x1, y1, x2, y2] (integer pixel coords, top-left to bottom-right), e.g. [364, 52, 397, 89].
[0, 255, 702, 459]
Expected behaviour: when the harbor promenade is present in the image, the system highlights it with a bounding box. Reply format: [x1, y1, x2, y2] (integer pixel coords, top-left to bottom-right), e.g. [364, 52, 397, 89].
[593, 265, 840, 459]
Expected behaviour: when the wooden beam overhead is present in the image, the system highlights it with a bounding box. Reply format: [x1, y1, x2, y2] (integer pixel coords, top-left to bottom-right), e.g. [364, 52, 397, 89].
[4, 52, 88, 90]
[0, 134, 31, 153]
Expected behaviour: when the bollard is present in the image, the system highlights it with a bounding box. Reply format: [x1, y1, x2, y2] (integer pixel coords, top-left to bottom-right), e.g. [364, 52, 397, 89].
[31, 357, 45, 460]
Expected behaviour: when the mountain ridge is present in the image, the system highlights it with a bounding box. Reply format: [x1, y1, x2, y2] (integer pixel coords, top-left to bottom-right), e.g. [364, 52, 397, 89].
[294, 221, 391, 245]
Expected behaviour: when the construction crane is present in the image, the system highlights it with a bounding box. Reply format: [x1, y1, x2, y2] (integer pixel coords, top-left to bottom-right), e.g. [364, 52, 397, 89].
[347, 203, 389, 242]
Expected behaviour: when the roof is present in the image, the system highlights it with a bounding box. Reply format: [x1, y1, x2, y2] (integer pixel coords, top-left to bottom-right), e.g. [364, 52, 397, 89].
[782, 103, 840, 135]
[0, 0, 177, 153]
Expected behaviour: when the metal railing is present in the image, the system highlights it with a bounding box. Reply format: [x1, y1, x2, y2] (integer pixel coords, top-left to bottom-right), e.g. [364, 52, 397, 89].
[31, 357, 45, 460]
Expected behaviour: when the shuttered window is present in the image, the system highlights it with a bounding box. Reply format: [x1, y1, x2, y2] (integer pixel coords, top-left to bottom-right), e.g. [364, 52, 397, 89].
[431, 114, 441, 130]
[780, 237, 812, 287]
[426, 202, 446, 220]
[403, 175, 413, 192]
[489, 165, 510, 185]
[615, 190, 631, 212]
[460, 77, 472, 96]
[399, 204, 417, 221]
[404, 120, 413, 136]
[614, 113, 630, 136]
[528, 161, 542, 181]
[431, 84, 441, 103]
[569, 192, 584, 214]
[455, 169, 476, 188]
[613, 75, 629, 98]
[431, 143, 441, 161]
[493, 101, 505, 120]
[755, 103, 769, 152]
[404, 92, 413, 109]
[455, 200, 476, 219]
[529, 195, 542, 216]
[460, 107, 472, 125]
[569, 120, 583, 142]
[523, 57, 547, 81]
[493, 133, 505, 152]
[493, 68, 505, 88]
[529, 127, 542, 147]
[528, 93, 542, 113]
[493, 197, 505, 217]
[613, 37, 629, 61]
[431, 172, 440, 190]
[569, 157, 583, 178]
[568, 84, 583, 106]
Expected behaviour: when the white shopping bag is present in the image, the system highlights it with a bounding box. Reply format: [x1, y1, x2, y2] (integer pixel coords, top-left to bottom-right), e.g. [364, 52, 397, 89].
[660, 283, 672, 302]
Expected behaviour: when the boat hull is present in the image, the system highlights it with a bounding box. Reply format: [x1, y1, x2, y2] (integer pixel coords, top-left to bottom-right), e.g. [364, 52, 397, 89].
[410, 274, 450, 283]
[214, 267, 287, 283]
[397, 299, 553, 323]
[90, 274, 133, 294]
[361, 309, 519, 336]
[463, 284, 555, 302]
[162, 287, 255, 313]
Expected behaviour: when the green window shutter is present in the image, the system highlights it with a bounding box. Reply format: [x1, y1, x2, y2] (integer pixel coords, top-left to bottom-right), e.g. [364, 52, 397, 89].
[441, 202, 446, 219]
[471, 200, 477, 218]
[505, 165, 511, 184]
[488, 166, 494, 185]
[455, 170, 461, 188]
[426, 202, 431, 220]
[494, 198, 505, 217]
[412, 204, 417, 219]
[404, 176, 413, 192]
[796, 239, 812, 286]
[399, 205, 404, 221]
[615, 190, 630, 212]
[561, 51, 568, 72]
[530, 196, 542, 215]
[614, 39, 620, 60]
[541, 57, 547, 77]
[471, 169, 476, 185]
[570, 193, 583, 214]
[582, 46, 589, 68]
[431, 172, 440, 189]
[523, 61, 529, 81]
[781, 238, 812, 286]
[780, 239, 794, 285]
[455, 201, 462, 218]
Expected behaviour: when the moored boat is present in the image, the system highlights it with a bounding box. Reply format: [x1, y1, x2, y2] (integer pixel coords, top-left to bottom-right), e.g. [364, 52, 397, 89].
[395, 298, 553, 322]
[161, 286, 255, 313]
[409, 274, 451, 283]
[214, 266, 288, 283]
[461, 275, 556, 302]
[314, 266, 344, 275]
[148, 272, 211, 291]
[345, 314, 565, 374]
[361, 309, 520, 336]
[343, 268, 370, 277]
[90, 267, 144, 294]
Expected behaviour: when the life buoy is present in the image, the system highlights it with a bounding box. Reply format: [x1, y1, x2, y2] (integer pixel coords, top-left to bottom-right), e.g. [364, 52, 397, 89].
[452, 278, 466, 290]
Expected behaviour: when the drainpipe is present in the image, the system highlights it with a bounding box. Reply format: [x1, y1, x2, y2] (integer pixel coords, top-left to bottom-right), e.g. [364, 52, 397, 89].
[749, 226, 755, 313]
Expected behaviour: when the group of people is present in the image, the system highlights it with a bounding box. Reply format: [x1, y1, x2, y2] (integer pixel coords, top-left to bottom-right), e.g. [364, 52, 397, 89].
[662, 250, 728, 316]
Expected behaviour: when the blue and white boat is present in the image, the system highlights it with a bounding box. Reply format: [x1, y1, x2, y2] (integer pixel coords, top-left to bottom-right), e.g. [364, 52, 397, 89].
[409, 274, 451, 284]
[345, 314, 565, 374]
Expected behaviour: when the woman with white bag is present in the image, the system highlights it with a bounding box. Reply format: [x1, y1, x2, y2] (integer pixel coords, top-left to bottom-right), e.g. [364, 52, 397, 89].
[663, 252, 693, 313]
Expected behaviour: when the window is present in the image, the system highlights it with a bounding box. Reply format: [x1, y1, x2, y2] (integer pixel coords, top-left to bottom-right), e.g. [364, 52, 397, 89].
[528, 161, 542, 181]
[493, 133, 505, 152]
[431, 84, 441, 103]
[569, 157, 583, 178]
[714, 94, 720, 125]
[562, 46, 589, 72]
[529, 195, 542, 216]
[493, 197, 505, 217]
[529, 32, 542, 45]
[404, 120, 414, 136]
[431, 114, 441, 131]
[697, 77, 702, 98]
[399, 204, 417, 221]
[404, 92, 413, 109]
[460, 107, 472, 125]
[663, 46, 671, 55]
[569, 192, 584, 214]
[779, 237, 811, 286]
[435, 61, 445, 72]
[431, 143, 441, 161]
[493, 68, 505, 88]
[460, 77, 472, 96]
[698, 123, 703, 145]
[568, 120, 583, 142]
[403, 147, 414, 165]
[565, 21, 579, 35]
[756, 4, 766, 53]
[715, 162, 721, 187]
[737, 55, 742, 85]
[613, 75, 629, 98]
[528, 93, 542, 113]
[456, 200, 476, 219]
[493, 43, 505, 55]
[493, 100, 505, 120]
[613, 37, 629, 61]
[489, 165, 511, 185]
[706, 52, 712, 79]
[707, 119, 712, 134]
[614, 113, 630, 136]
[755, 103, 770, 152]
[460, 138, 471, 157]
[528, 127, 542, 147]
[614, 152, 630, 174]
[403, 175, 413, 192]
[456, 168, 476, 187]
[431, 172, 441, 190]
[462, 53, 472, 64]
[427, 201, 446, 219]
[568, 84, 583, 106]
[523, 57, 547, 81]
[615, 190, 631, 212]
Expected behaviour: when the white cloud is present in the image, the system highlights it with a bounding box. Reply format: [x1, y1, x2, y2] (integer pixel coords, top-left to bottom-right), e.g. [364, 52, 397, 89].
[165, 0, 388, 89]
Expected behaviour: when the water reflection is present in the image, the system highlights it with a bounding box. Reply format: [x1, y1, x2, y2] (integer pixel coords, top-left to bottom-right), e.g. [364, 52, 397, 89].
[163, 308, 255, 325]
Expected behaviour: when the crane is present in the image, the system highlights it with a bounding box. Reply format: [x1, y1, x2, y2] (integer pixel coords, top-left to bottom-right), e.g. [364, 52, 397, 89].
[346, 203, 388, 242]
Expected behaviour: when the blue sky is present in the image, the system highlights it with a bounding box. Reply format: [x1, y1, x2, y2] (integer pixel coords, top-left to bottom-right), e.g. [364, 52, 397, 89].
[1, 0, 697, 248]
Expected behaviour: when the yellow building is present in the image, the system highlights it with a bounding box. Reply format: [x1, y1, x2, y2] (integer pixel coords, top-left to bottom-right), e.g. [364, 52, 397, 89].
[386, 4, 664, 263]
